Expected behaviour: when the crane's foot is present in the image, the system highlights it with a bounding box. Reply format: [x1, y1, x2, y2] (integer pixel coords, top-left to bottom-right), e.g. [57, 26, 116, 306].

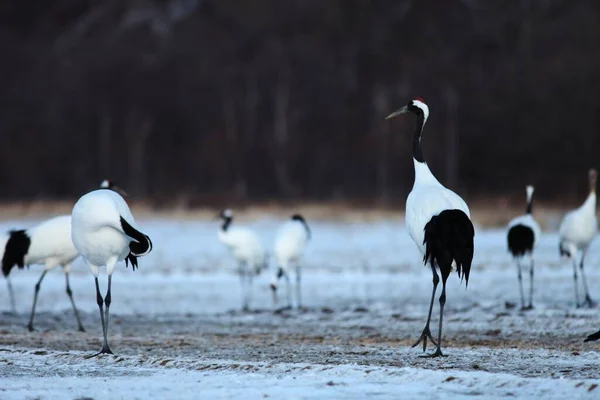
[77, 325, 86, 333]
[26, 323, 34, 332]
[411, 326, 438, 353]
[584, 330, 600, 342]
[418, 347, 447, 358]
[521, 304, 534, 311]
[584, 296, 597, 308]
[85, 345, 114, 359]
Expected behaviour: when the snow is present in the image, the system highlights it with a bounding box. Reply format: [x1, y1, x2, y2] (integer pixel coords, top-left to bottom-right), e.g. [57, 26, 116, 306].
[0, 217, 599, 398]
[1, 349, 599, 400]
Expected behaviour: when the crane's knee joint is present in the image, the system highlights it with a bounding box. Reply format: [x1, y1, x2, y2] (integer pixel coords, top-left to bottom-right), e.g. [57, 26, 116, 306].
[96, 292, 103, 307]
[105, 292, 111, 307]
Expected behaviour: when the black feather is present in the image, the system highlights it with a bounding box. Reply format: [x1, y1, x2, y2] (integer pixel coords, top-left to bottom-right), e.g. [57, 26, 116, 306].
[120, 216, 152, 256]
[125, 253, 139, 271]
[2, 230, 31, 277]
[507, 225, 534, 257]
[423, 209, 475, 286]
[584, 329, 600, 342]
[292, 214, 311, 240]
[559, 241, 572, 258]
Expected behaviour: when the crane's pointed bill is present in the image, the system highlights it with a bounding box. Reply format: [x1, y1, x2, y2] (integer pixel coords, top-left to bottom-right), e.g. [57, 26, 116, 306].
[385, 106, 408, 120]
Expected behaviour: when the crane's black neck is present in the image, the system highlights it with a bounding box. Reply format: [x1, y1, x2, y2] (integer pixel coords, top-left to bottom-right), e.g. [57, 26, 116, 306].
[526, 196, 533, 215]
[412, 113, 426, 163]
[221, 216, 232, 231]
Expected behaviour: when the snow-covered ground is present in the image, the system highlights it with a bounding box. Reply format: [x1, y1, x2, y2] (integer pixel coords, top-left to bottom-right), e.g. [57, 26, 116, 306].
[0, 217, 599, 398]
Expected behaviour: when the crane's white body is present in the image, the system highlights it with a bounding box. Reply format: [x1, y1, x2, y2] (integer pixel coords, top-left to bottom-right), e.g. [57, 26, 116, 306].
[407, 161, 470, 258]
[559, 180, 597, 308]
[274, 220, 310, 271]
[508, 214, 541, 254]
[218, 226, 267, 273]
[217, 211, 267, 311]
[72, 189, 139, 276]
[271, 218, 310, 308]
[559, 192, 597, 256]
[0, 215, 84, 330]
[25, 215, 79, 271]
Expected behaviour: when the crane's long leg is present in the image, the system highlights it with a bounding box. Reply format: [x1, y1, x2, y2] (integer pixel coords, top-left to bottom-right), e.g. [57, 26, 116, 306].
[239, 262, 249, 312]
[27, 270, 48, 331]
[65, 272, 85, 332]
[412, 265, 439, 352]
[515, 260, 525, 310]
[427, 278, 448, 358]
[102, 274, 113, 354]
[579, 253, 596, 307]
[527, 257, 535, 310]
[284, 272, 292, 309]
[246, 270, 254, 311]
[572, 258, 581, 308]
[86, 277, 113, 358]
[6, 277, 16, 314]
[295, 264, 302, 309]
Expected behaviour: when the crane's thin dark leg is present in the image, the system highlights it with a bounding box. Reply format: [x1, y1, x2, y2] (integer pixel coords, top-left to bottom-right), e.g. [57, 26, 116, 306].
[427, 278, 448, 357]
[102, 274, 113, 354]
[579, 253, 596, 307]
[27, 270, 48, 331]
[584, 329, 600, 342]
[6, 277, 16, 314]
[284, 272, 292, 309]
[239, 263, 249, 312]
[65, 272, 85, 332]
[572, 259, 581, 308]
[412, 266, 439, 352]
[295, 264, 302, 309]
[86, 277, 112, 357]
[526, 258, 534, 310]
[515, 260, 525, 310]
[246, 271, 254, 311]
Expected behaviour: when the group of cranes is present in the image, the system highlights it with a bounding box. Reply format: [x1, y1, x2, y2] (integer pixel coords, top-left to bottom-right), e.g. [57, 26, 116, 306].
[1, 179, 153, 356]
[506, 170, 597, 312]
[217, 210, 311, 311]
[1, 98, 598, 360]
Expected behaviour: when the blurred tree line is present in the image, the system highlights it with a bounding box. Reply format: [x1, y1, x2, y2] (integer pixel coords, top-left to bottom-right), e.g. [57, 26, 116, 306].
[0, 0, 599, 205]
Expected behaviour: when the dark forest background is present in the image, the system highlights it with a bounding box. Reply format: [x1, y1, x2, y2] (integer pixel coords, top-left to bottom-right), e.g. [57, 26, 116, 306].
[0, 0, 599, 206]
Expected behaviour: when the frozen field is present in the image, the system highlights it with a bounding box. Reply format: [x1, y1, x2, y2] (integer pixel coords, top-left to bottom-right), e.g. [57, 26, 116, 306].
[1, 217, 600, 399]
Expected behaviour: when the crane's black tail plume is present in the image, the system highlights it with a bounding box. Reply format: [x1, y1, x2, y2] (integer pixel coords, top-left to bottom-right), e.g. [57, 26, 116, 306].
[120, 217, 153, 271]
[507, 225, 534, 257]
[2, 230, 31, 277]
[423, 209, 475, 285]
[584, 330, 600, 342]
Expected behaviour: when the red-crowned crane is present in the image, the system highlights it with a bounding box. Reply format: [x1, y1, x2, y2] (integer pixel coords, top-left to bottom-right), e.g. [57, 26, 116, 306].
[386, 98, 475, 357]
[507, 185, 541, 310]
[218, 209, 268, 311]
[270, 214, 311, 309]
[559, 169, 597, 308]
[71, 186, 152, 356]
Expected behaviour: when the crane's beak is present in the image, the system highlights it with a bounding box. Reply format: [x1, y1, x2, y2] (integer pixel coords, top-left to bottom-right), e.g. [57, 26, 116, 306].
[385, 105, 409, 120]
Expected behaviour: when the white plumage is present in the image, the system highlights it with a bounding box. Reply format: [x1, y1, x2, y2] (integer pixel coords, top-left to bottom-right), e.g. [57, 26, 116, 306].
[270, 214, 311, 309]
[72, 187, 152, 355]
[0, 215, 84, 331]
[217, 209, 267, 311]
[387, 98, 475, 358]
[559, 168, 598, 308]
[506, 185, 541, 310]
[406, 162, 470, 256]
